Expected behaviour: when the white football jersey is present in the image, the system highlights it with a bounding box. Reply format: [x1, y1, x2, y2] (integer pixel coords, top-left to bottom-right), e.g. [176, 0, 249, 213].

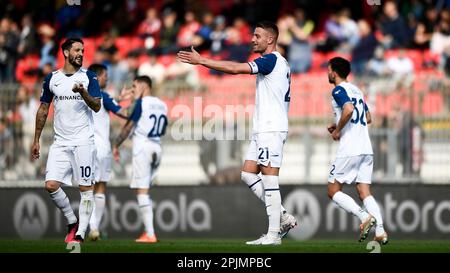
[331, 82, 373, 157]
[129, 96, 168, 144]
[40, 68, 101, 146]
[93, 91, 121, 147]
[248, 51, 290, 134]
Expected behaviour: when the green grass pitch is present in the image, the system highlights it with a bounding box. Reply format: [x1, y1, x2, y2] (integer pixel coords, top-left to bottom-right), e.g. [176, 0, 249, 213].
[0, 239, 449, 253]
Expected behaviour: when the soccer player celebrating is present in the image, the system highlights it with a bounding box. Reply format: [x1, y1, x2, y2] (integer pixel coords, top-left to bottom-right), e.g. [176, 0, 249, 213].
[86, 64, 134, 241]
[31, 38, 102, 243]
[178, 21, 297, 245]
[326, 57, 388, 244]
[112, 76, 168, 243]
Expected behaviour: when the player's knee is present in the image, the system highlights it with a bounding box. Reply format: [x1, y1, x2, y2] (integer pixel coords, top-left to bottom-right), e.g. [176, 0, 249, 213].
[327, 188, 337, 199]
[358, 191, 370, 201]
[45, 182, 60, 193]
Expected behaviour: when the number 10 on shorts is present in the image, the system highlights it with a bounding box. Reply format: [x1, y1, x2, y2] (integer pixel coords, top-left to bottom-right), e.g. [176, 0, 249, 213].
[80, 166, 91, 178]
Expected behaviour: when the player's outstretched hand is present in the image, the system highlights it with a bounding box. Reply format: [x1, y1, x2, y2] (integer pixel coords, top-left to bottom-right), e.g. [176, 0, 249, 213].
[327, 123, 336, 134]
[119, 85, 133, 101]
[113, 146, 120, 163]
[31, 142, 40, 160]
[177, 46, 201, 65]
[72, 83, 85, 93]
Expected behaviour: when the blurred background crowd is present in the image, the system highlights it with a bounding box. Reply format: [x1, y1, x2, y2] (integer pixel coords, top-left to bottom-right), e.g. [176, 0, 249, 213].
[0, 0, 449, 185]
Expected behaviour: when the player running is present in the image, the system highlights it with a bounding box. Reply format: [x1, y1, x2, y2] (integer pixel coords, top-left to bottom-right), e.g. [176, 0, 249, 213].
[31, 38, 102, 243]
[112, 76, 168, 243]
[178, 21, 297, 245]
[326, 57, 388, 245]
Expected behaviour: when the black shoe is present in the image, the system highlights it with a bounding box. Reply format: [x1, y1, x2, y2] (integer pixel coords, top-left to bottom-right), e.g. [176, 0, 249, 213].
[73, 235, 84, 243]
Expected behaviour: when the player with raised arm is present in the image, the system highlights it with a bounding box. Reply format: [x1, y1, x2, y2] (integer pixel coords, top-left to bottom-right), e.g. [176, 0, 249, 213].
[31, 38, 102, 243]
[326, 57, 388, 244]
[112, 76, 168, 243]
[178, 21, 297, 245]
[86, 63, 134, 241]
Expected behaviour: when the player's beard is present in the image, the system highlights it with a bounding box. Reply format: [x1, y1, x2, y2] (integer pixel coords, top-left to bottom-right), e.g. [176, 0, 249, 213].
[69, 54, 83, 68]
[328, 73, 335, 84]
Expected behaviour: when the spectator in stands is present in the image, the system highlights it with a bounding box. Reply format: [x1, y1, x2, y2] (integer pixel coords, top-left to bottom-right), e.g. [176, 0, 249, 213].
[55, 2, 83, 38]
[285, 8, 314, 74]
[17, 14, 39, 57]
[37, 24, 56, 69]
[97, 32, 120, 66]
[97, 32, 128, 89]
[226, 17, 251, 63]
[0, 18, 20, 83]
[156, 8, 180, 55]
[367, 46, 388, 77]
[379, 1, 411, 49]
[386, 49, 415, 89]
[136, 7, 161, 50]
[315, 12, 344, 52]
[193, 12, 214, 51]
[337, 8, 359, 53]
[276, 14, 292, 56]
[209, 15, 228, 76]
[210, 15, 228, 56]
[351, 19, 378, 77]
[138, 52, 166, 88]
[414, 5, 439, 49]
[430, 10, 450, 69]
[177, 11, 201, 49]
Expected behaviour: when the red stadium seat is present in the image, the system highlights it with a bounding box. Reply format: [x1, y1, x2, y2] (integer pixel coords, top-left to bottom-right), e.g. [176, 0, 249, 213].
[15, 55, 40, 84]
[114, 36, 131, 58]
[311, 51, 327, 72]
[157, 55, 175, 67]
[405, 50, 423, 71]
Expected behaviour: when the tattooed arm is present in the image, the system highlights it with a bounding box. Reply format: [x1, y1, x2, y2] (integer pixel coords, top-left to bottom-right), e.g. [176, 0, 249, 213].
[31, 103, 50, 160]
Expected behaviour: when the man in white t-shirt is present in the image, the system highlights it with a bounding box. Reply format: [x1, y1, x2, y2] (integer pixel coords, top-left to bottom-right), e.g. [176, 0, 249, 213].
[178, 21, 297, 245]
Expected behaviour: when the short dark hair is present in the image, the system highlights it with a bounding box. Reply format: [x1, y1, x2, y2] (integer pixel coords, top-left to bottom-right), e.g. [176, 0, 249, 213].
[61, 37, 84, 57]
[134, 75, 152, 89]
[88, 63, 107, 76]
[328, 57, 351, 78]
[256, 21, 279, 39]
